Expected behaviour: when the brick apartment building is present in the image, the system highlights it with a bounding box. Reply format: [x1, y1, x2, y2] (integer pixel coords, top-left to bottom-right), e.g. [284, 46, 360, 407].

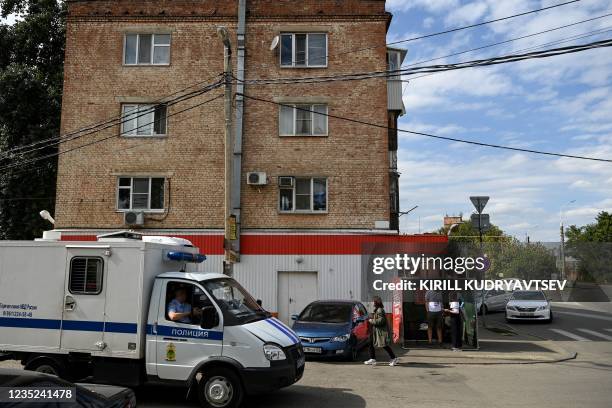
[53, 0, 440, 321]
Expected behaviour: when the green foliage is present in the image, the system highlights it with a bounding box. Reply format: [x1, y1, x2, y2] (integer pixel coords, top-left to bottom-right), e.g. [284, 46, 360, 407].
[0, 0, 65, 239]
[565, 212, 612, 283]
[439, 221, 557, 280]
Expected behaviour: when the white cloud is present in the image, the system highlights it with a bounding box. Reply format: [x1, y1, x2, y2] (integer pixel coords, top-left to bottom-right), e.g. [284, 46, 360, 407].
[444, 1, 489, 26]
[386, 0, 461, 13]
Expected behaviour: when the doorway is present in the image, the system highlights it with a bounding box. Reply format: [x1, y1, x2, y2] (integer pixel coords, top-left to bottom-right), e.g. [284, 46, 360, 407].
[277, 271, 318, 323]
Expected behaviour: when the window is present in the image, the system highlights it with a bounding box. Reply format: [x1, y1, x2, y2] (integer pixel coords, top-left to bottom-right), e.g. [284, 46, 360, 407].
[165, 282, 212, 326]
[117, 177, 165, 211]
[387, 50, 401, 79]
[280, 33, 327, 67]
[69, 257, 103, 295]
[121, 104, 167, 136]
[279, 177, 327, 212]
[124, 33, 171, 65]
[279, 104, 328, 136]
[201, 278, 267, 326]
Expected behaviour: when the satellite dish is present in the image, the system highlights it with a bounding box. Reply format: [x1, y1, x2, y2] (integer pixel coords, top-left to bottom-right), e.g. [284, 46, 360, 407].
[270, 35, 280, 51]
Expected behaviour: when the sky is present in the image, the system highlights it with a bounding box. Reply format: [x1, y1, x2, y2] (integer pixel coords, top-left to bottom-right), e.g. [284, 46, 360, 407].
[386, 0, 612, 241]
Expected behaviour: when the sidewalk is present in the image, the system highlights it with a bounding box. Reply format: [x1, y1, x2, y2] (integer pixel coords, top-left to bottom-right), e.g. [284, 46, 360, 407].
[391, 322, 576, 365]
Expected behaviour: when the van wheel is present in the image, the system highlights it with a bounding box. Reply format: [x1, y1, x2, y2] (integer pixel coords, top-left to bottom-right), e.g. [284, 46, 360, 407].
[198, 367, 243, 408]
[25, 358, 65, 378]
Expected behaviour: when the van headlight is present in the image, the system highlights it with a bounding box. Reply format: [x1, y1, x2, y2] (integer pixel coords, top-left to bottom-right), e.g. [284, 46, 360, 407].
[331, 334, 350, 342]
[263, 344, 286, 361]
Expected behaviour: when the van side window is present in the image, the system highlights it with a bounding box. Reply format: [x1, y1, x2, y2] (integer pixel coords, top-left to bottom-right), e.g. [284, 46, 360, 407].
[69, 257, 103, 295]
[165, 282, 211, 326]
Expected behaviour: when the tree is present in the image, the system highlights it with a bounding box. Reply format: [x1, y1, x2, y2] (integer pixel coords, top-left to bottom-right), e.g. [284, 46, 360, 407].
[0, 0, 65, 239]
[565, 212, 612, 283]
[439, 221, 556, 280]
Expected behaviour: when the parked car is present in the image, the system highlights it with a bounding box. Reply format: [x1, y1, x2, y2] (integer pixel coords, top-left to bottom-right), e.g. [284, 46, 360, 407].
[291, 300, 370, 361]
[0, 368, 136, 407]
[475, 289, 513, 314]
[505, 290, 552, 323]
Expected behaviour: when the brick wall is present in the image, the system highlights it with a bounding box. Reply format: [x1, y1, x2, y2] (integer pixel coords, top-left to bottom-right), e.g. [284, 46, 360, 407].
[56, 0, 392, 230]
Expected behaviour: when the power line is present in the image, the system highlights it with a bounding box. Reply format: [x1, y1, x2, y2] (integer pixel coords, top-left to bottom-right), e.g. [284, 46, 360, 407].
[0, 74, 224, 161]
[401, 12, 612, 70]
[303, 0, 581, 65]
[238, 93, 612, 163]
[0, 81, 223, 162]
[237, 39, 612, 85]
[401, 25, 612, 87]
[0, 92, 224, 173]
[389, 1, 581, 46]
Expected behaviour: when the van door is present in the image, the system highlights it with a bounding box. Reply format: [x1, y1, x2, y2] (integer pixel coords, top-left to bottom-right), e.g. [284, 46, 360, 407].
[154, 280, 223, 381]
[60, 249, 107, 351]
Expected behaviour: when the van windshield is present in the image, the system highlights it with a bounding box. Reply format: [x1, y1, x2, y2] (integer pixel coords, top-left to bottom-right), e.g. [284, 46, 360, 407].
[201, 278, 270, 326]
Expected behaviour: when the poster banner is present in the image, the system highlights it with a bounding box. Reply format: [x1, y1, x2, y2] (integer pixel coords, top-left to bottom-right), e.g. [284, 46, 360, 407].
[392, 277, 403, 344]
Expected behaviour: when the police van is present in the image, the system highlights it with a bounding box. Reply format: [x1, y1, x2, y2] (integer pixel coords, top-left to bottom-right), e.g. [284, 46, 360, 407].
[0, 231, 304, 408]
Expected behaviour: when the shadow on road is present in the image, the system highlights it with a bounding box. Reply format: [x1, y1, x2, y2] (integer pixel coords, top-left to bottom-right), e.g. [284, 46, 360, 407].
[244, 385, 365, 408]
[135, 384, 366, 408]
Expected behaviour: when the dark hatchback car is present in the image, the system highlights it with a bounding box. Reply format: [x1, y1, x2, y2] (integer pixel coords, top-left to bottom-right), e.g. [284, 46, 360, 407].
[291, 300, 370, 360]
[0, 368, 136, 407]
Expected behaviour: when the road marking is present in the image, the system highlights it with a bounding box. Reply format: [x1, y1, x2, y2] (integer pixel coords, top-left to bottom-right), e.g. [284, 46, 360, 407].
[577, 328, 612, 341]
[554, 310, 612, 322]
[550, 328, 591, 341]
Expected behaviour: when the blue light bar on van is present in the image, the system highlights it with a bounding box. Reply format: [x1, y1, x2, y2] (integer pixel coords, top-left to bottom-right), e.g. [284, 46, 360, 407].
[166, 251, 207, 263]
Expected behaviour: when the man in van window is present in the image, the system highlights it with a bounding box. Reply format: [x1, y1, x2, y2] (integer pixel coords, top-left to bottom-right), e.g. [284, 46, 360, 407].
[168, 287, 193, 324]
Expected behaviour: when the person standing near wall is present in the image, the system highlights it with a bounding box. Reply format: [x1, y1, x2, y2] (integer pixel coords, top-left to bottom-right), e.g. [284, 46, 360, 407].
[425, 289, 444, 346]
[445, 292, 463, 351]
[364, 296, 400, 366]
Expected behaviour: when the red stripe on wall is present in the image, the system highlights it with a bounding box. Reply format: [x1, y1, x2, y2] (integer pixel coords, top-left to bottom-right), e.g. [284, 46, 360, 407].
[60, 232, 447, 256]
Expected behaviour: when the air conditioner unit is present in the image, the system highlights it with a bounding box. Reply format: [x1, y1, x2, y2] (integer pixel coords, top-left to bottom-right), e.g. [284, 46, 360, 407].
[278, 176, 294, 187]
[124, 211, 144, 226]
[247, 172, 268, 185]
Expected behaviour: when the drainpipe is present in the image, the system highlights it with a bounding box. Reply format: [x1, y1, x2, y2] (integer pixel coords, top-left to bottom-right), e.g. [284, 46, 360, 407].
[231, 0, 246, 261]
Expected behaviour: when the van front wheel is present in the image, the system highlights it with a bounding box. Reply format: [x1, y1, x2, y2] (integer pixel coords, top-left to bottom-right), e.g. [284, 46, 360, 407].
[198, 367, 243, 408]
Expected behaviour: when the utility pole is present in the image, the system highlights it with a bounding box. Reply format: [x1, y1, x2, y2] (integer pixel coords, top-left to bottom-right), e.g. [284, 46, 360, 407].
[217, 26, 233, 275]
[559, 200, 575, 281]
[560, 223, 565, 281]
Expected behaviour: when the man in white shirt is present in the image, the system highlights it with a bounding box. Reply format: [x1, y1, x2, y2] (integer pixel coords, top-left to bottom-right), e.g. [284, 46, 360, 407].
[425, 289, 444, 346]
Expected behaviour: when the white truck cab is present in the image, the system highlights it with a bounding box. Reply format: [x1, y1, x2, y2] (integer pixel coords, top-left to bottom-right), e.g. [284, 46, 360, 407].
[0, 233, 304, 408]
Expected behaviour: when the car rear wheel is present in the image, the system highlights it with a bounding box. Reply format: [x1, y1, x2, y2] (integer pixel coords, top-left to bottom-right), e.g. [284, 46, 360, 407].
[197, 367, 243, 408]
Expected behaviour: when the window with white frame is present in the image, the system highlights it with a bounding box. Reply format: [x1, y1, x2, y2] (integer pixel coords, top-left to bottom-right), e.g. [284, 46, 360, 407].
[387, 50, 401, 79]
[279, 104, 328, 136]
[280, 33, 327, 67]
[124, 33, 171, 65]
[117, 177, 165, 211]
[121, 104, 167, 136]
[279, 177, 327, 212]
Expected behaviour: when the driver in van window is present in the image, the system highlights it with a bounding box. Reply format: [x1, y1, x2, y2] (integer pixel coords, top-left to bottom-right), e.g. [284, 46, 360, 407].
[167, 287, 200, 324]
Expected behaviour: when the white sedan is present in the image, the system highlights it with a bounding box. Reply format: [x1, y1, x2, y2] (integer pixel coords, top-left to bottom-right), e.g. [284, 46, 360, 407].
[505, 290, 552, 323]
